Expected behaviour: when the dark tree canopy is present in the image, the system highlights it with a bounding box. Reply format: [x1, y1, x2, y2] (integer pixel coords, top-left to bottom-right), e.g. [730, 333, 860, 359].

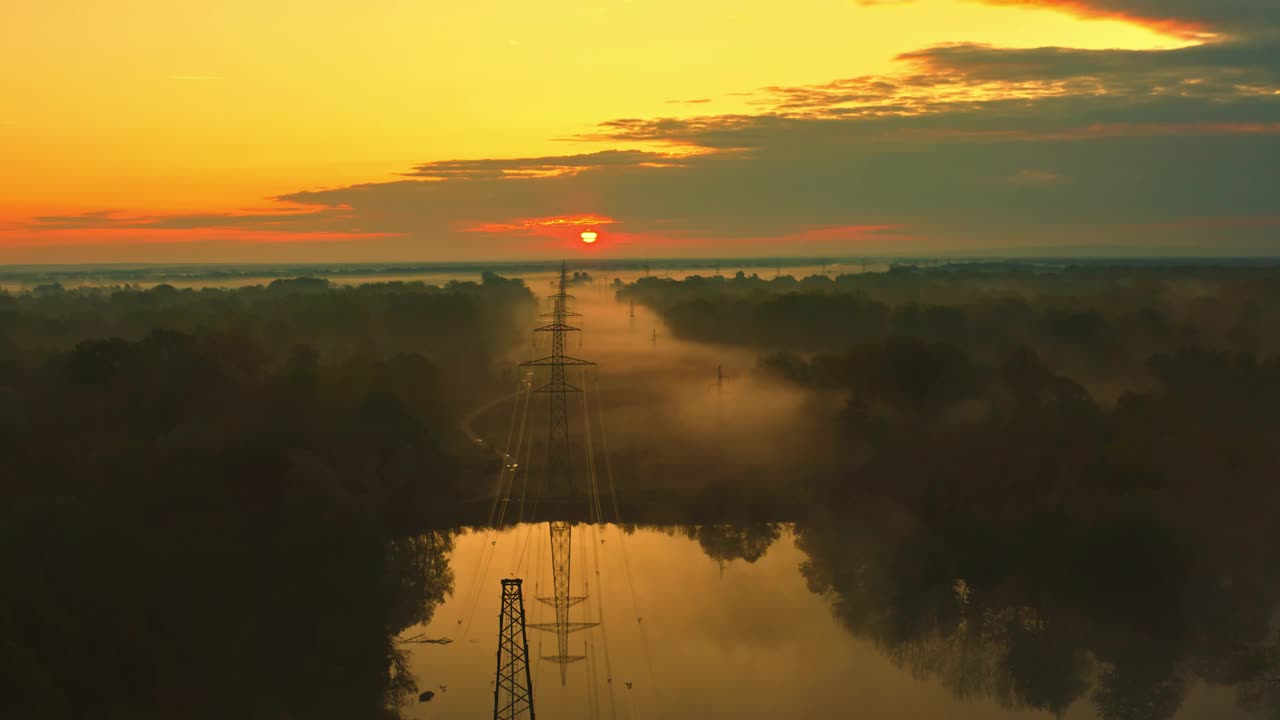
[0, 277, 535, 719]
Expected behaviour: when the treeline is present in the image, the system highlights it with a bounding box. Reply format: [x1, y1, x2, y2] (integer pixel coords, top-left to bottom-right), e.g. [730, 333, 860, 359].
[3, 273, 532, 387]
[0, 275, 536, 718]
[619, 265, 1280, 388]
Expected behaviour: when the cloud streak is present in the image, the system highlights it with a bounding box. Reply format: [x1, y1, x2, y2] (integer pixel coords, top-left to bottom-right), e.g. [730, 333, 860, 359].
[9, 0, 1280, 259]
[975, 0, 1280, 37]
[403, 150, 693, 180]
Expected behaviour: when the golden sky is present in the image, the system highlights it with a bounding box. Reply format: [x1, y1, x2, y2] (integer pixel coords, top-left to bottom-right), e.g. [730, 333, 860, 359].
[4, 0, 1275, 262]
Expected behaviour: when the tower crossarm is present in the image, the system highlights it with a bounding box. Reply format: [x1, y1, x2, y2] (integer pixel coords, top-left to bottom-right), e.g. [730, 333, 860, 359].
[533, 322, 583, 333]
[539, 655, 588, 664]
[527, 622, 600, 633]
[520, 356, 595, 367]
[536, 596, 588, 607]
[532, 382, 585, 394]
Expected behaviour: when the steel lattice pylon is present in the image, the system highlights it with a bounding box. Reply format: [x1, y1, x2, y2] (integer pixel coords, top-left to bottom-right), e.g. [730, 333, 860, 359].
[518, 262, 599, 688]
[494, 579, 536, 720]
[520, 262, 594, 496]
[530, 520, 598, 685]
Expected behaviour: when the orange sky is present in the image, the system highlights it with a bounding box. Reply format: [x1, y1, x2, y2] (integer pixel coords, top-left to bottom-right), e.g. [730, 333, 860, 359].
[4, 0, 1264, 262]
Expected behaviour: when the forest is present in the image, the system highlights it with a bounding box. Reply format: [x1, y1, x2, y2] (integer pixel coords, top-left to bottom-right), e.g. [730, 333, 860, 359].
[0, 275, 532, 718]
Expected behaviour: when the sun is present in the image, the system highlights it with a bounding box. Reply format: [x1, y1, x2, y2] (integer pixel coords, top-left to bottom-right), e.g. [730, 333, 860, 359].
[580, 230, 598, 244]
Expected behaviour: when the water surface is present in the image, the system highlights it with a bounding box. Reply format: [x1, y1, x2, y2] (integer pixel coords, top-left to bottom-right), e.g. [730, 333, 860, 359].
[399, 524, 1259, 720]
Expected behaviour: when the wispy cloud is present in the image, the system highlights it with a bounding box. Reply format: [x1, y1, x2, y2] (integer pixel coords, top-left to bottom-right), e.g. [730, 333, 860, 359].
[463, 214, 617, 235]
[11, 0, 1280, 259]
[402, 150, 690, 180]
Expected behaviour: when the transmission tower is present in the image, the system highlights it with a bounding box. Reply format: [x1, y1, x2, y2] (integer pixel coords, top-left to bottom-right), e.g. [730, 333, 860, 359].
[530, 520, 598, 685]
[516, 263, 604, 692]
[518, 263, 601, 687]
[711, 364, 728, 403]
[521, 262, 594, 496]
[494, 579, 536, 720]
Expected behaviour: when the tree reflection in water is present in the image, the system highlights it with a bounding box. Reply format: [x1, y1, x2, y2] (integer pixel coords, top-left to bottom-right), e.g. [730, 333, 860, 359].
[791, 500, 1280, 720]
[685, 523, 784, 565]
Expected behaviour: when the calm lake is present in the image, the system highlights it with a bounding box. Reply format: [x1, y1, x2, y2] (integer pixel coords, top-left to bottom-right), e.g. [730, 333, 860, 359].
[397, 523, 1259, 720]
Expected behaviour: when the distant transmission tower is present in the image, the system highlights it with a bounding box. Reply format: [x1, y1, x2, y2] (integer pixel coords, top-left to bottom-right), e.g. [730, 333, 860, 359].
[494, 579, 536, 720]
[521, 262, 594, 496]
[711, 365, 728, 403]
